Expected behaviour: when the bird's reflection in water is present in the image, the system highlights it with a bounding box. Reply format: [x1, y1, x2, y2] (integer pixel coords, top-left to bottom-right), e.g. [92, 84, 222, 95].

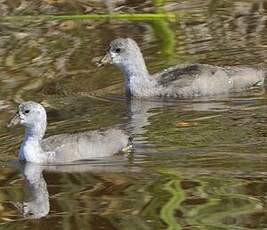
[127, 98, 166, 137]
[10, 157, 135, 219]
[126, 97, 231, 141]
[126, 93, 263, 136]
[11, 162, 49, 219]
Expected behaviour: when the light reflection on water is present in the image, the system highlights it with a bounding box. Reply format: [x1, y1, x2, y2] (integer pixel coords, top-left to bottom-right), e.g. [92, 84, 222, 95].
[0, 0, 267, 229]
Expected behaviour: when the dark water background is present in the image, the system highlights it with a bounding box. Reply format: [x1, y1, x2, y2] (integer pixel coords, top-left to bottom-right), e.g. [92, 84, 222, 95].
[0, 0, 267, 229]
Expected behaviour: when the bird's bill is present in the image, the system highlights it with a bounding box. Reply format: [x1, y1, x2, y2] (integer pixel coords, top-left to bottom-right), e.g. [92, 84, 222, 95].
[6, 112, 20, 128]
[96, 53, 112, 67]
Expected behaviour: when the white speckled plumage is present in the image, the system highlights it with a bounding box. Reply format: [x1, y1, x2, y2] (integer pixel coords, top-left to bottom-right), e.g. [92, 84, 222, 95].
[99, 38, 266, 97]
[7, 101, 129, 164]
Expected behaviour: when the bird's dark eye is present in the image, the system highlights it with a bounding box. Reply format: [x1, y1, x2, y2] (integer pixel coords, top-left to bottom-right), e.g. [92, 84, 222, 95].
[24, 110, 30, 114]
[115, 48, 121, 53]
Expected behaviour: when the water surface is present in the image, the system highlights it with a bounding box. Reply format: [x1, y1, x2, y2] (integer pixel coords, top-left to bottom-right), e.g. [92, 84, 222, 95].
[0, 1, 267, 229]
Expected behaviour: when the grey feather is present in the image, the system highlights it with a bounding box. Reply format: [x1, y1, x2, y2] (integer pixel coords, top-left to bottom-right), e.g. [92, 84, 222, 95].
[42, 129, 129, 163]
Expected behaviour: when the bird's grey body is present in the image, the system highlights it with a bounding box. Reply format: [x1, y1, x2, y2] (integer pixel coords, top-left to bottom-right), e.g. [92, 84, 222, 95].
[41, 129, 129, 163]
[7, 101, 129, 164]
[98, 38, 265, 98]
[154, 63, 265, 97]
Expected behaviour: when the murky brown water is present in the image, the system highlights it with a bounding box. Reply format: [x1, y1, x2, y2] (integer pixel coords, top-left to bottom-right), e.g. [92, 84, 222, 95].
[1, 0, 267, 229]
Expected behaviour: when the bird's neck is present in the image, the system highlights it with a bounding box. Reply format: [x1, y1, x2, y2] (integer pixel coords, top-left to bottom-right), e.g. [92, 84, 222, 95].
[19, 122, 47, 163]
[119, 55, 155, 97]
[122, 56, 149, 78]
[25, 122, 46, 140]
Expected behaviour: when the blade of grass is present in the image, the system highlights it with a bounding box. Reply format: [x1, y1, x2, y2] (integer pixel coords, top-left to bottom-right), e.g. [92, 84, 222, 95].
[0, 13, 177, 22]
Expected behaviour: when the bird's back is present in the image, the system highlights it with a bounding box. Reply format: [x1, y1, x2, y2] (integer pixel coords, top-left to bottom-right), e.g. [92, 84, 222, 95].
[41, 128, 129, 162]
[153, 64, 265, 97]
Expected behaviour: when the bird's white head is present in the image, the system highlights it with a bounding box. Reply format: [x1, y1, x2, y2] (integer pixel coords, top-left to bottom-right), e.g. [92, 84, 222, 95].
[7, 101, 47, 139]
[98, 38, 144, 68]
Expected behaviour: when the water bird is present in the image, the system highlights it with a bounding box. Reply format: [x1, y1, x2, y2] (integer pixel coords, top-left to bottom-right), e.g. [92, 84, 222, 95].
[7, 101, 130, 164]
[98, 38, 265, 97]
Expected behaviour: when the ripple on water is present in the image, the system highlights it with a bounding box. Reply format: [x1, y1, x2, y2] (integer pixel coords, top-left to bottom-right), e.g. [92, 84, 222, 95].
[0, 0, 267, 229]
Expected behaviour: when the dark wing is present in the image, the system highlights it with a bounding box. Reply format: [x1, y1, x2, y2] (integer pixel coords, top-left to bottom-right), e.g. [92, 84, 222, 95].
[154, 64, 203, 86]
